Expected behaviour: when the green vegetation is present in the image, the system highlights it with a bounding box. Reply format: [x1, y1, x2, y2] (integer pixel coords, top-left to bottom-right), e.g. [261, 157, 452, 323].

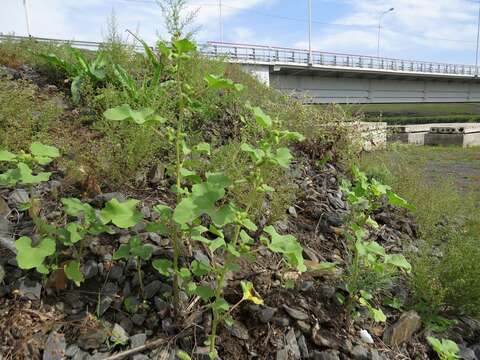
[360, 145, 480, 322]
[338, 102, 480, 125]
[427, 337, 460, 360]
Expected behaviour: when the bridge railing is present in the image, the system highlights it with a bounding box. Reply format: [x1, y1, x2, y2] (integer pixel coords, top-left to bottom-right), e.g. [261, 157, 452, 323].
[0, 34, 477, 77]
[203, 42, 477, 76]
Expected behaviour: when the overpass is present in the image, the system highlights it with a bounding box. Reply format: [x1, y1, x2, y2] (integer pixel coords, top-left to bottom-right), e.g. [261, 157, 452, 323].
[2, 34, 480, 104]
[203, 42, 480, 104]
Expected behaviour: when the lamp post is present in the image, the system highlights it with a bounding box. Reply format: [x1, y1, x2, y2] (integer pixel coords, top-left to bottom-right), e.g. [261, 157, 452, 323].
[475, 1, 480, 76]
[23, 0, 31, 36]
[219, 0, 223, 42]
[308, 0, 312, 64]
[377, 7, 394, 58]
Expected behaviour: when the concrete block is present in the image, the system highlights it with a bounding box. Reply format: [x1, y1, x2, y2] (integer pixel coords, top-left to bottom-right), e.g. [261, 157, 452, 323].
[424, 132, 480, 147]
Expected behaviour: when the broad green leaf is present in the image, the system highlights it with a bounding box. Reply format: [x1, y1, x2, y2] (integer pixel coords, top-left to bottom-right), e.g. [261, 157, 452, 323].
[113, 244, 130, 260]
[251, 107, 272, 128]
[0, 150, 17, 162]
[145, 222, 169, 235]
[194, 285, 214, 301]
[100, 198, 143, 229]
[64, 260, 84, 286]
[195, 142, 211, 155]
[204, 74, 243, 92]
[15, 236, 56, 274]
[30, 142, 60, 160]
[191, 260, 211, 277]
[130, 108, 155, 125]
[104, 104, 131, 121]
[153, 204, 173, 219]
[272, 148, 293, 168]
[212, 298, 230, 313]
[15, 162, 51, 185]
[209, 238, 226, 252]
[61, 198, 92, 216]
[176, 350, 192, 360]
[364, 241, 386, 256]
[153, 259, 173, 276]
[71, 76, 83, 104]
[240, 143, 265, 163]
[172, 38, 197, 54]
[384, 254, 412, 272]
[387, 190, 416, 211]
[365, 216, 379, 229]
[240, 281, 264, 305]
[264, 226, 306, 272]
[130, 237, 153, 260]
[370, 307, 387, 322]
[64, 223, 83, 245]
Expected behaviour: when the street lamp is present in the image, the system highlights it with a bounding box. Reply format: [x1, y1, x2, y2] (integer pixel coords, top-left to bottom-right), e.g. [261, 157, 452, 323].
[475, 1, 480, 76]
[23, 0, 31, 36]
[308, 0, 312, 64]
[377, 7, 394, 57]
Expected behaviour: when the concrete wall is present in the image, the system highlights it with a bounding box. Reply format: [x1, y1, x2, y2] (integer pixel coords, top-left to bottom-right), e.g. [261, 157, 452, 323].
[270, 73, 480, 104]
[241, 64, 270, 86]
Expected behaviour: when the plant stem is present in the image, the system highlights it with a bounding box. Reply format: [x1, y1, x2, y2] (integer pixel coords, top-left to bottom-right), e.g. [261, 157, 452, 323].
[136, 258, 145, 299]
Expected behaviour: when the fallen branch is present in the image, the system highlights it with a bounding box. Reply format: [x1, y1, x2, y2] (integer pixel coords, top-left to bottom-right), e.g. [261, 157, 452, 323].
[104, 337, 170, 360]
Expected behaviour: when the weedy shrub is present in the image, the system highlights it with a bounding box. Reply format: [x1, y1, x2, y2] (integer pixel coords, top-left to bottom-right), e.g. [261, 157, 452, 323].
[103, 36, 306, 359]
[427, 337, 460, 360]
[340, 165, 413, 323]
[0, 77, 62, 151]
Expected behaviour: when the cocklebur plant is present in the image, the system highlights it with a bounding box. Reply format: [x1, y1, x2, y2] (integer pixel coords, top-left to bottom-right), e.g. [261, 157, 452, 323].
[0, 142, 60, 217]
[340, 166, 413, 323]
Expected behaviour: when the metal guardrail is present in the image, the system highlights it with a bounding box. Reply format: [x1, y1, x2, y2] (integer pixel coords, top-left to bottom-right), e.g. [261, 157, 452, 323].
[204, 42, 478, 76]
[1, 34, 477, 77]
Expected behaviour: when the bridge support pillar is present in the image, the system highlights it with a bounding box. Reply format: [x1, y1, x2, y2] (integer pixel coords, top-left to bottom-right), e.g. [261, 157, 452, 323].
[240, 64, 270, 86]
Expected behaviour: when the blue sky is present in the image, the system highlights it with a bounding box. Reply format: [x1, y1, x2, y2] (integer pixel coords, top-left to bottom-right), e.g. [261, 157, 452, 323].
[1, 0, 480, 64]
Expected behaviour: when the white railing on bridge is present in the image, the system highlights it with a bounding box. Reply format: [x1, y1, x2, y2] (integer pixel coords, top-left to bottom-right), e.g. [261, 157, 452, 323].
[204, 42, 478, 77]
[0, 34, 477, 77]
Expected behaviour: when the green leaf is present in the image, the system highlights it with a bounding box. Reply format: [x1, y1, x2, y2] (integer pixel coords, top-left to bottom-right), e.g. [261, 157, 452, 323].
[64, 223, 83, 245]
[195, 142, 211, 155]
[129, 236, 153, 260]
[0, 150, 17, 162]
[204, 74, 243, 92]
[176, 350, 192, 360]
[191, 260, 211, 277]
[153, 259, 173, 276]
[15, 237, 56, 274]
[15, 162, 51, 185]
[113, 244, 130, 260]
[30, 142, 60, 160]
[272, 148, 293, 168]
[145, 222, 169, 235]
[172, 38, 197, 54]
[64, 260, 84, 286]
[194, 285, 214, 301]
[212, 298, 230, 313]
[264, 226, 306, 272]
[100, 198, 143, 229]
[71, 76, 83, 104]
[209, 238, 226, 252]
[387, 190, 416, 211]
[153, 204, 173, 219]
[61, 198, 93, 216]
[370, 307, 387, 323]
[384, 254, 412, 272]
[104, 104, 131, 121]
[240, 281, 264, 305]
[364, 241, 386, 256]
[251, 106, 272, 128]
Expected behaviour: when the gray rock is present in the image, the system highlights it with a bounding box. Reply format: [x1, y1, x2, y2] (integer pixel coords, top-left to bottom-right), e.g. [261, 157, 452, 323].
[43, 331, 66, 360]
[82, 260, 98, 280]
[311, 350, 341, 360]
[9, 189, 29, 207]
[299, 281, 314, 292]
[311, 325, 339, 349]
[370, 349, 386, 360]
[72, 349, 90, 360]
[97, 296, 112, 316]
[77, 329, 108, 350]
[0, 197, 10, 216]
[0, 265, 4, 284]
[154, 297, 170, 318]
[109, 264, 124, 281]
[283, 305, 309, 321]
[144, 280, 162, 299]
[93, 193, 126, 206]
[471, 345, 480, 359]
[383, 311, 421, 347]
[132, 355, 150, 360]
[459, 347, 478, 360]
[193, 250, 210, 265]
[351, 345, 369, 360]
[296, 320, 311, 334]
[258, 306, 277, 323]
[285, 329, 301, 359]
[17, 278, 42, 300]
[273, 317, 290, 327]
[132, 313, 146, 326]
[297, 335, 309, 358]
[89, 353, 110, 360]
[276, 349, 288, 360]
[111, 324, 129, 345]
[226, 321, 249, 340]
[65, 344, 80, 357]
[130, 333, 147, 348]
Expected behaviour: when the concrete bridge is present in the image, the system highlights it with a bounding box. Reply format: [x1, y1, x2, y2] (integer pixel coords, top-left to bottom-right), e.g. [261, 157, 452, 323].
[3, 35, 480, 104]
[203, 42, 480, 104]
